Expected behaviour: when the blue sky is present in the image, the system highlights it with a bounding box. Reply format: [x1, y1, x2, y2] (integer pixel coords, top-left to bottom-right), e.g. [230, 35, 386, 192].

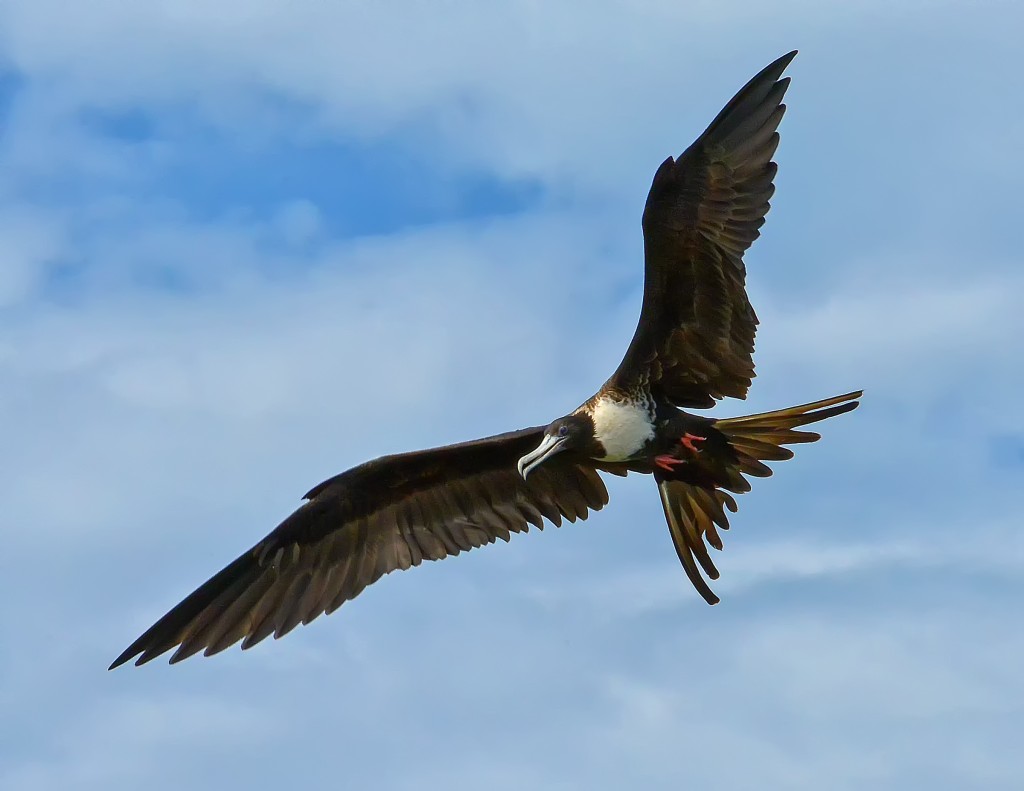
[2, 1, 1023, 788]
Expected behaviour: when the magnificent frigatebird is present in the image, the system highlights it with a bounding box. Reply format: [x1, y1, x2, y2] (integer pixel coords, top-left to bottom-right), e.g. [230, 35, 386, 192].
[111, 50, 860, 669]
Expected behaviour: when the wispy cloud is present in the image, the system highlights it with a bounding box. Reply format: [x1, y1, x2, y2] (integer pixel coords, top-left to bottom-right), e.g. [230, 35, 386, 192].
[1, 695, 271, 791]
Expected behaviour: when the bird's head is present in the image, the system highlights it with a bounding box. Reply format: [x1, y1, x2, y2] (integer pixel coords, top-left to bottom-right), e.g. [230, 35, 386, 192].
[517, 414, 593, 479]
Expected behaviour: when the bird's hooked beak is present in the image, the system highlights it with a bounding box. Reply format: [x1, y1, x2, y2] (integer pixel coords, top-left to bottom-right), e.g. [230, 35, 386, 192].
[517, 434, 568, 479]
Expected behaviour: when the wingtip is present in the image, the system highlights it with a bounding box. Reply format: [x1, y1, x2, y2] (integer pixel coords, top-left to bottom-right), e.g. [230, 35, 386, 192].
[108, 646, 162, 670]
[108, 626, 179, 669]
[107, 650, 136, 671]
[772, 50, 798, 71]
[762, 50, 798, 80]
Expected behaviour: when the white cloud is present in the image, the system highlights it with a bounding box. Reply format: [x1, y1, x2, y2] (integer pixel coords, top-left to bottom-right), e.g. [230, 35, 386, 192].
[516, 514, 1024, 623]
[0, 205, 66, 305]
[762, 270, 1024, 396]
[0, 0, 1010, 191]
[574, 602, 1024, 789]
[1, 695, 270, 791]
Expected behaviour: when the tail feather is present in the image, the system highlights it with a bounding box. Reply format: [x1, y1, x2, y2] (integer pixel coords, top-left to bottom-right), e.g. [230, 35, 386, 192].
[657, 390, 861, 605]
[717, 390, 862, 431]
[715, 390, 862, 488]
[658, 482, 738, 605]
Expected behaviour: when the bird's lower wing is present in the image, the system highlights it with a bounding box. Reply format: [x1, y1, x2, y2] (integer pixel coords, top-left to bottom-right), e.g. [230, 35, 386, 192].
[110, 428, 609, 668]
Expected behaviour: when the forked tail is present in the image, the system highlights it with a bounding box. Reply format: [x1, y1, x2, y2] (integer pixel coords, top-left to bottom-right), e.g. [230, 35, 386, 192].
[713, 390, 863, 492]
[657, 390, 862, 605]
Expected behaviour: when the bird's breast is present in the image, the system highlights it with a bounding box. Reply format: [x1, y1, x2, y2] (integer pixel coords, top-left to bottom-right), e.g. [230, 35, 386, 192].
[586, 396, 656, 461]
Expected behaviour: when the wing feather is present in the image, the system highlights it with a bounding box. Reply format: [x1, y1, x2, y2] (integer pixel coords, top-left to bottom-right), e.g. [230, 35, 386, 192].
[110, 427, 610, 668]
[609, 51, 797, 407]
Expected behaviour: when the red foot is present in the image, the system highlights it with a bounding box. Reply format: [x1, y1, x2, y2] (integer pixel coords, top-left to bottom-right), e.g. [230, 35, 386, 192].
[680, 432, 706, 453]
[655, 454, 687, 472]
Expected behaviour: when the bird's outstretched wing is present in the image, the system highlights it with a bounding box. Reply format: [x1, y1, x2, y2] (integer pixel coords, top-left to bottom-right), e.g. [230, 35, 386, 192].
[609, 51, 796, 408]
[110, 428, 610, 668]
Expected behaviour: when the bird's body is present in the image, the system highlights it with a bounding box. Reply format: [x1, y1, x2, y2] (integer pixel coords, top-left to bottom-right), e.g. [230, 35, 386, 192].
[111, 50, 862, 669]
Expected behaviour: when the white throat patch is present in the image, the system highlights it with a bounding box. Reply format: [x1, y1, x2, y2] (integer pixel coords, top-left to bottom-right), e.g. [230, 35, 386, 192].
[586, 397, 654, 461]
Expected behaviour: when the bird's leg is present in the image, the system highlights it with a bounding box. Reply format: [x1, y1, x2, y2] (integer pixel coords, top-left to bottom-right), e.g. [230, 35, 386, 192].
[654, 454, 688, 472]
[654, 433, 706, 471]
[680, 432, 706, 453]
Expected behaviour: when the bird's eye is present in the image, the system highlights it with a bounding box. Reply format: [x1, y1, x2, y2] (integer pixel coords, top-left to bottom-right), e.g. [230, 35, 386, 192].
[558, 425, 569, 437]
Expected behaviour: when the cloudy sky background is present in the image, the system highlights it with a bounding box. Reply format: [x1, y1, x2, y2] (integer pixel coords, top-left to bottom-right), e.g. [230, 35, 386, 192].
[2, 1, 1022, 788]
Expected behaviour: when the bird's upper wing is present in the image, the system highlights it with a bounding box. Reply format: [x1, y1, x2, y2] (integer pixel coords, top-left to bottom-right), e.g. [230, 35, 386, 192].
[608, 51, 796, 408]
[110, 428, 612, 668]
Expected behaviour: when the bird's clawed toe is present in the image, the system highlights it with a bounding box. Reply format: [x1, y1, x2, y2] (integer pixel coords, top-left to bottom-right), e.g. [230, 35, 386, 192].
[681, 433, 706, 453]
[655, 454, 687, 472]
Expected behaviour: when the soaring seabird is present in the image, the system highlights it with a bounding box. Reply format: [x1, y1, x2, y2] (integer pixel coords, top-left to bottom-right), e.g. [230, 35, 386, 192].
[111, 50, 861, 669]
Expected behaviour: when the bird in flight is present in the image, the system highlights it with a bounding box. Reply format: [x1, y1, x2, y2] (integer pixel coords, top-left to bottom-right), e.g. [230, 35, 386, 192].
[111, 50, 860, 669]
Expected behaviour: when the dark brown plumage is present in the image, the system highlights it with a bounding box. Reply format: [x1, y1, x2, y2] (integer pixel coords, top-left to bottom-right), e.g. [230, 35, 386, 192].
[609, 50, 794, 407]
[111, 430, 620, 667]
[111, 51, 862, 669]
